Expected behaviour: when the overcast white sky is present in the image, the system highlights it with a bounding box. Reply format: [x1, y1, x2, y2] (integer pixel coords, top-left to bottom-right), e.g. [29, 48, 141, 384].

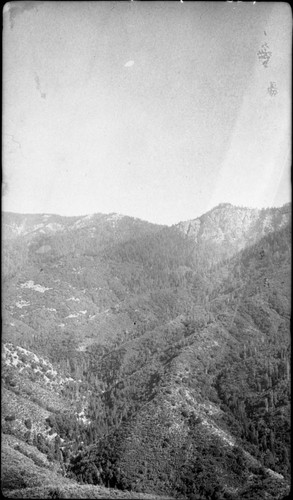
[3, 1, 291, 225]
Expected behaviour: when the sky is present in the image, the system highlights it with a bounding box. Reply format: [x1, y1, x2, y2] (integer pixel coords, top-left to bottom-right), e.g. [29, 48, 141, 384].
[3, 1, 292, 225]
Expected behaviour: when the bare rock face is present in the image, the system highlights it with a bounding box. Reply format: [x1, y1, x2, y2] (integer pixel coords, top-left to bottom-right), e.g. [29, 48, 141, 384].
[176, 203, 291, 257]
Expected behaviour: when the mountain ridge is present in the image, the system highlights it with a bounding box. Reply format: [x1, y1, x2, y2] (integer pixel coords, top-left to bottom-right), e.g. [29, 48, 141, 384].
[2, 202, 291, 499]
[3, 201, 291, 236]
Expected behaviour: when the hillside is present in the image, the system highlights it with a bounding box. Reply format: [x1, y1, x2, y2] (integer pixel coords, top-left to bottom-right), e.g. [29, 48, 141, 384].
[176, 202, 291, 264]
[1, 204, 291, 499]
[1, 342, 173, 500]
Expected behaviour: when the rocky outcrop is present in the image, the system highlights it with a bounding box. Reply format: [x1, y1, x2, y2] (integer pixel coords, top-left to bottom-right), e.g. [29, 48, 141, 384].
[176, 203, 291, 255]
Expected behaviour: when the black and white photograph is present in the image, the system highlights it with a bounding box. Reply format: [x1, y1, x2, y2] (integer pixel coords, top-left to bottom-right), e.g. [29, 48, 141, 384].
[2, 1, 291, 499]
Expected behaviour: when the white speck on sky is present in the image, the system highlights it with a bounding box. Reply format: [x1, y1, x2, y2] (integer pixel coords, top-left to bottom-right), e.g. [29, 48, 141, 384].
[2, 1, 291, 225]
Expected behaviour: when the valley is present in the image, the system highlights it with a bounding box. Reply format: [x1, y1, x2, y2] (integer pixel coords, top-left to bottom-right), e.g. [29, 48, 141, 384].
[2, 203, 291, 499]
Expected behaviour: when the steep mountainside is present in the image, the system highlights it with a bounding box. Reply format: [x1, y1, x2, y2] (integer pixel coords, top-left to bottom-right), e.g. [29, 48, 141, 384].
[2, 204, 291, 499]
[176, 203, 290, 264]
[1, 342, 172, 500]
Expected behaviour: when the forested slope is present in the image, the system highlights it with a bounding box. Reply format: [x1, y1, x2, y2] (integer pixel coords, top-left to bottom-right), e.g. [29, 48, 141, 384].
[2, 204, 291, 499]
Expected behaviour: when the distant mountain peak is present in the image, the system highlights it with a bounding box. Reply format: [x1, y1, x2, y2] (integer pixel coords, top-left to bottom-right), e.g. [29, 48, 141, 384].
[176, 203, 291, 260]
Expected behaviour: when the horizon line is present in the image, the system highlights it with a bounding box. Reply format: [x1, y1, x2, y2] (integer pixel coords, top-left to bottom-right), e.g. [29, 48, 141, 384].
[2, 201, 291, 227]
